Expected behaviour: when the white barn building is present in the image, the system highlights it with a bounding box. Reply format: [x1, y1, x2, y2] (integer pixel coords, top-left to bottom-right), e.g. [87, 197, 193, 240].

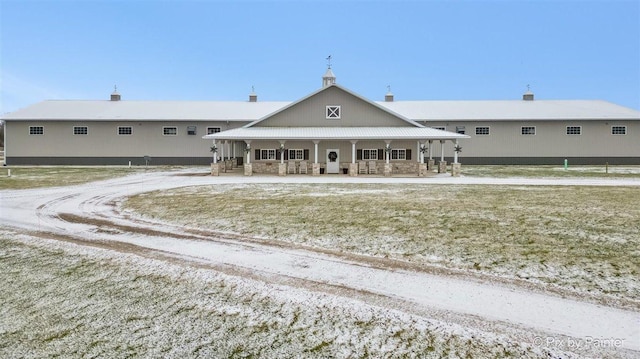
[2, 68, 639, 173]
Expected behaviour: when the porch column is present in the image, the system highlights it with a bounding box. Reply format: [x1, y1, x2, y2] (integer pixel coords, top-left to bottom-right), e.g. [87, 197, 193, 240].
[418, 140, 427, 177]
[312, 140, 321, 176]
[351, 140, 357, 163]
[313, 140, 320, 163]
[220, 141, 225, 162]
[438, 140, 447, 174]
[454, 139, 459, 164]
[278, 141, 286, 176]
[427, 140, 435, 171]
[244, 140, 252, 176]
[349, 140, 358, 176]
[212, 140, 217, 164]
[428, 140, 433, 161]
[384, 140, 392, 177]
[416, 141, 421, 163]
[210, 140, 219, 176]
[245, 141, 251, 164]
[232, 141, 236, 167]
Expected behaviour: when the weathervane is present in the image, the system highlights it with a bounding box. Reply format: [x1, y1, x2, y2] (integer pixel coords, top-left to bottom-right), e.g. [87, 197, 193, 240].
[387, 85, 391, 93]
[326, 55, 332, 69]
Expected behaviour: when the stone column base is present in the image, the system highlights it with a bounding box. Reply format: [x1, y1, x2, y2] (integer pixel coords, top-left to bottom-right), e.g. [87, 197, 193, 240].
[278, 163, 287, 176]
[244, 164, 253, 176]
[211, 163, 220, 176]
[438, 161, 447, 173]
[427, 159, 435, 171]
[418, 163, 428, 177]
[349, 163, 358, 176]
[384, 163, 392, 177]
[451, 162, 461, 177]
[312, 163, 321, 176]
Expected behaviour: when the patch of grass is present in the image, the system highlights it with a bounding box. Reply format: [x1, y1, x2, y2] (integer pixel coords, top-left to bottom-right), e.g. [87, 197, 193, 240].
[0, 166, 191, 190]
[0, 234, 550, 358]
[125, 184, 640, 304]
[462, 165, 640, 178]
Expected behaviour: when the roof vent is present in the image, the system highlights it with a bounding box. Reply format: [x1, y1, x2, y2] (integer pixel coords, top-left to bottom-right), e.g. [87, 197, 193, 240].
[385, 85, 394, 102]
[522, 85, 534, 101]
[249, 86, 257, 102]
[110, 85, 121, 101]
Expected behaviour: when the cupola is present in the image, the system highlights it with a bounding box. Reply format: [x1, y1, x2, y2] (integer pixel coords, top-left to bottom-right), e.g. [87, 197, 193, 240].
[110, 85, 121, 101]
[522, 85, 534, 101]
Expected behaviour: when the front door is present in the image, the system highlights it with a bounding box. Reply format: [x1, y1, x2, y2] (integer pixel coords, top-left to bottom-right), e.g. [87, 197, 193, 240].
[326, 149, 340, 174]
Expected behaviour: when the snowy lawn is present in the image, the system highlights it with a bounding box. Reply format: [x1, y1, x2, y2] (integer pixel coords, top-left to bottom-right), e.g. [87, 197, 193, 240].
[0, 166, 184, 190]
[125, 183, 640, 307]
[462, 165, 640, 178]
[0, 232, 564, 359]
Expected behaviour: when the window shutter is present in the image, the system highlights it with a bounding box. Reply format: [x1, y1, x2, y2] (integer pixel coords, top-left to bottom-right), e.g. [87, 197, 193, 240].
[276, 150, 281, 160]
[378, 149, 384, 160]
[356, 149, 362, 160]
[303, 149, 309, 160]
[406, 149, 412, 161]
[284, 150, 289, 161]
[255, 149, 260, 161]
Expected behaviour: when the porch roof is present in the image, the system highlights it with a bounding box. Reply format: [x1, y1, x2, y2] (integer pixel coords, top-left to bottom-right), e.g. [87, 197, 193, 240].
[202, 126, 469, 141]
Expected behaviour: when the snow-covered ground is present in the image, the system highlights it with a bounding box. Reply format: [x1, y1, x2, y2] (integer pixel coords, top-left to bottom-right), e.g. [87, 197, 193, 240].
[1, 169, 639, 358]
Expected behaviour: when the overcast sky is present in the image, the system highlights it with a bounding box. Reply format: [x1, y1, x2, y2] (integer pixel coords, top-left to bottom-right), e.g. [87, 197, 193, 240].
[1, 0, 639, 115]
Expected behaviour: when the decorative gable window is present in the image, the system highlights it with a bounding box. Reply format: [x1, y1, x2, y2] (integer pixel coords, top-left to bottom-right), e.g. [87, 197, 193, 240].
[326, 105, 341, 119]
[207, 127, 221, 134]
[475, 127, 490, 135]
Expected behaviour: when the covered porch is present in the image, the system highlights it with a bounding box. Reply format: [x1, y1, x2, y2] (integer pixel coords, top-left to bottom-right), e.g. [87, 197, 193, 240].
[204, 127, 469, 177]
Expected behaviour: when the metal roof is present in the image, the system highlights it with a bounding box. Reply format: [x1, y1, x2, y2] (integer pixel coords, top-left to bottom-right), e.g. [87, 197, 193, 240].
[1, 100, 290, 121]
[203, 126, 469, 141]
[377, 100, 640, 121]
[3, 96, 638, 123]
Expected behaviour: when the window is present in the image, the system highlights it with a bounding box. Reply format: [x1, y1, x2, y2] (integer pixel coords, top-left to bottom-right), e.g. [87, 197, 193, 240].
[207, 127, 221, 135]
[521, 126, 536, 135]
[611, 126, 627, 135]
[432, 126, 446, 131]
[163, 127, 178, 136]
[456, 126, 466, 134]
[73, 126, 88, 135]
[288, 149, 304, 160]
[260, 149, 276, 160]
[391, 149, 406, 160]
[566, 126, 581, 135]
[29, 126, 44, 135]
[326, 105, 341, 119]
[475, 127, 490, 135]
[363, 149, 378, 160]
[187, 126, 197, 135]
[118, 126, 132, 135]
